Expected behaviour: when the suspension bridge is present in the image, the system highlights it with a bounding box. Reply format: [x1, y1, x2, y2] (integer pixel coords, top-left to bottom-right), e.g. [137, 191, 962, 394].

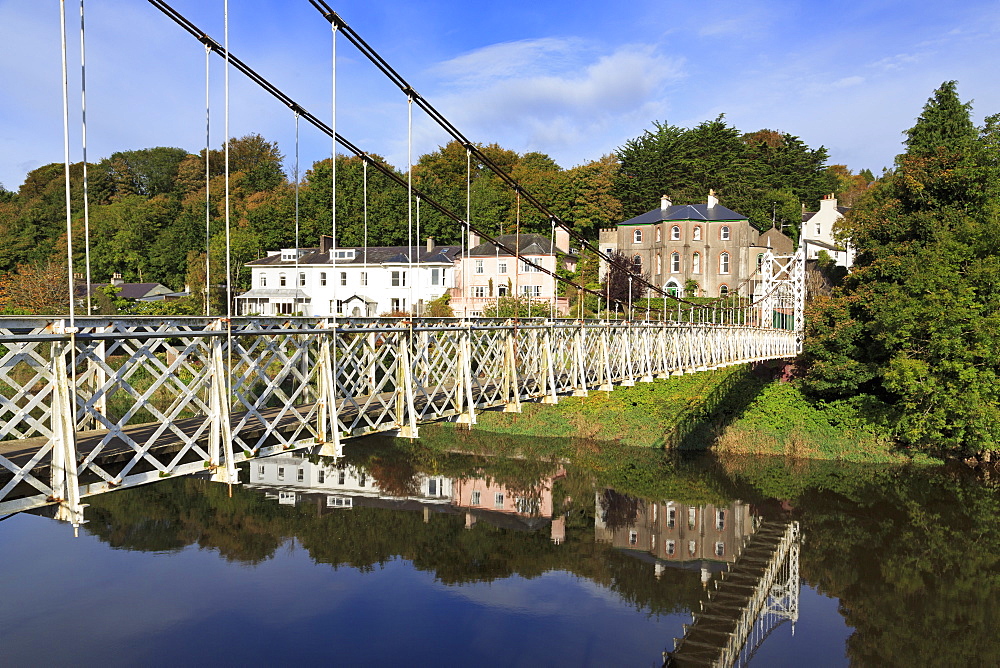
[1, 1, 807, 528]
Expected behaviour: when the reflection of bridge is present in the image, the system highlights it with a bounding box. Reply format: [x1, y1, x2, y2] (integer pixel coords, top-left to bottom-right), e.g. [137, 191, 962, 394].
[1, 314, 805, 527]
[664, 520, 801, 668]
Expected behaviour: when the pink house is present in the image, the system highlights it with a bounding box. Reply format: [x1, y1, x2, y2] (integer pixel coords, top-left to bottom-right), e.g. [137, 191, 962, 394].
[450, 231, 576, 317]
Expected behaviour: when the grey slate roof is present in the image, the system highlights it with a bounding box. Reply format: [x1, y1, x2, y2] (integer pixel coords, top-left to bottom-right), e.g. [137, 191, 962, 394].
[246, 245, 462, 267]
[76, 282, 174, 300]
[619, 203, 747, 226]
[468, 233, 558, 257]
[802, 206, 850, 222]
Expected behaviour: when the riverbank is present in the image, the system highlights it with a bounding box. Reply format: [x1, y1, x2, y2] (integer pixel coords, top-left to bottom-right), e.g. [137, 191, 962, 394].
[425, 362, 935, 465]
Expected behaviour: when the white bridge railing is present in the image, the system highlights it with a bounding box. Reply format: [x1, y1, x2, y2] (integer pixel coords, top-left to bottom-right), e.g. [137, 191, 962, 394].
[0, 316, 798, 525]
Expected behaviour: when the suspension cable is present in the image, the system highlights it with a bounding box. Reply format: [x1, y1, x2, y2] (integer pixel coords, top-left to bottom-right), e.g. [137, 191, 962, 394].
[294, 110, 300, 315]
[78, 0, 92, 316]
[59, 0, 75, 325]
[204, 42, 211, 316]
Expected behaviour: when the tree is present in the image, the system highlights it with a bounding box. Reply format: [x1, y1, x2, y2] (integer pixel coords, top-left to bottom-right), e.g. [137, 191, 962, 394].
[602, 250, 647, 309]
[481, 296, 551, 318]
[802, 82, 1000, 459]
[0, 261, 70, 314]
[614, 117, 837, 233]
[100, 147, 189, 198]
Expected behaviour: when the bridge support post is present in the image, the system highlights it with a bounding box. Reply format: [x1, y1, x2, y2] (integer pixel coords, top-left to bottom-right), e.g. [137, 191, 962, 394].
[640, 325, 654, 382]
[502, 320, 522, 412]
[455, 323, 477, 425]
[541, 322, 558, 404]
[655, 323, 670, 379]
[396, 323, 420, 438]
[317, 321, 343, 457]
[598, 321, 614, 392]
[49, 326, 85, 530]
[620, 322, 635, 386]
[571, 320, 589, 397]
[208, 319, 237, 484]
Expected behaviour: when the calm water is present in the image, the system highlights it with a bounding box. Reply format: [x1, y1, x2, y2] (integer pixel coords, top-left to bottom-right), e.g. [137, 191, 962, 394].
[2, 433, 998, 667]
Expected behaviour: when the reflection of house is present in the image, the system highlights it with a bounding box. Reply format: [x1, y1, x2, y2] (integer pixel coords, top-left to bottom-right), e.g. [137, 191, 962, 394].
[246, 455, 567, 543]
[451, 466, 565, 518]
[801, 194, 853, 267]
[247, 455, 452, 508]
[599, 193, 793, 298]
[238, 236, 461, 317]
[449, 232, 576, 317]
[594, 496, 755, 574]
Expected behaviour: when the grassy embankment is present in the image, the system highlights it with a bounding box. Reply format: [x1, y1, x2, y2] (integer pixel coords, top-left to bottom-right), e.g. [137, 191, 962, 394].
[425, 362, 936, 465]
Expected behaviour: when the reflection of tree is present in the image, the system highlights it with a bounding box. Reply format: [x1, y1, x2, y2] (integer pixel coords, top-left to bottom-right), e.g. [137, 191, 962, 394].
[83, 464, 705, 617]
[599, 489, 641, 532]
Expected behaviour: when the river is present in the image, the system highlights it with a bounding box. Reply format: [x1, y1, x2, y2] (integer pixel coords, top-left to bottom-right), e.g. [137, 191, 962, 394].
[2, 430, 998, 667]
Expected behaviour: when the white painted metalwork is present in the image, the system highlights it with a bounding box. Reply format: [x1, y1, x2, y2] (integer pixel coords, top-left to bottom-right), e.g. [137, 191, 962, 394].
[0, 313, 800, 524]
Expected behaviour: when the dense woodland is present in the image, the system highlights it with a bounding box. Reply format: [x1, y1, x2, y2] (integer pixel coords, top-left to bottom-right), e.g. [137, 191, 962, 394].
[0, 117, 864, 316]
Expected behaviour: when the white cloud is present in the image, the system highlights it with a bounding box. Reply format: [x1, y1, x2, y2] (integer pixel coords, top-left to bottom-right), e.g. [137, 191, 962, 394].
[425, 39, 684, 167]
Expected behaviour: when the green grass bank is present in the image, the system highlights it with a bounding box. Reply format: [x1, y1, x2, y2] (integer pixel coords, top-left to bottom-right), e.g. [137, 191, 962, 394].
[427, 362, 933, 465]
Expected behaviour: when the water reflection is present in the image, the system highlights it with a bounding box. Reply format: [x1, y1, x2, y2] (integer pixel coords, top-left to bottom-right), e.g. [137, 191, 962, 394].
[16, 436, 1000, 666]
[245, 454, 568, 542]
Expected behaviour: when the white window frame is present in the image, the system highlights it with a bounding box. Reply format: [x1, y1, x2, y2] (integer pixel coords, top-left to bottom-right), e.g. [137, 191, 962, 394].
[693, 226, 702, 241]
[320, 272, 327, 286]
[720, 252, 730, 274]
[720, 225, 730, 241]
[633, 229, 642, 243]
[475, 259, 484, 274]
[671, 225, 681, 241]
[671, 252, 680, 274]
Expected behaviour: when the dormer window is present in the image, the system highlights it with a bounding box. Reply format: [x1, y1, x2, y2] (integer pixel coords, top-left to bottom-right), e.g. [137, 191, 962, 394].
[633, 229, 642, 243]
[281, 250, 297, 261]
[333, 249, 355, 260]
[671, 225, 681, 241]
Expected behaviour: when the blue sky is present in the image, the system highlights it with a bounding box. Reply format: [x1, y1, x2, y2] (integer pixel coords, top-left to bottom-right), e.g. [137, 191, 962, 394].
[2, 0, 999, 195]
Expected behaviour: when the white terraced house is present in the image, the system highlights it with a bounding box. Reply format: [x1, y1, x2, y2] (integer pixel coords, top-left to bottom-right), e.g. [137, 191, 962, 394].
[237, 235, 461, 317]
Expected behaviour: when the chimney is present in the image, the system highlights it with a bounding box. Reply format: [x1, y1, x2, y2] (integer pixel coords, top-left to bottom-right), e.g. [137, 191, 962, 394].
[426, 237, 434, 253]
[555, 226, 570, 253]
[660, 194, 672, 211]
[820, 195, 838, 212]
[319, 235, 332, 254]
[468, 229, 480, 249]
[111, 272, 124, 286]
[707, 189, 718, 209]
